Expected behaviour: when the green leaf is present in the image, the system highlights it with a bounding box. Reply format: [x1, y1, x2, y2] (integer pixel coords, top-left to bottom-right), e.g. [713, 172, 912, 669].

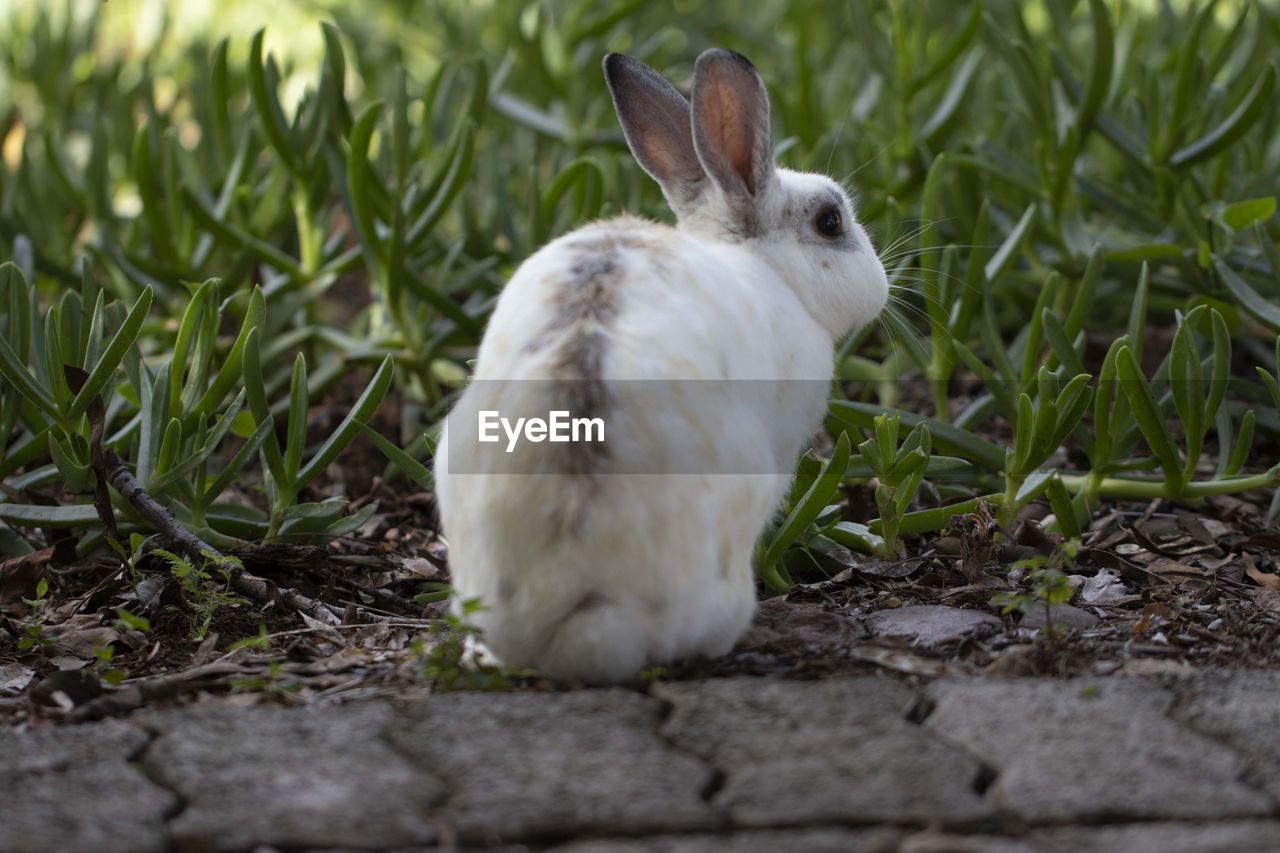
[181, 187, 305, 280]
[346, 101, 387, 269]
[319, 22, 353, 138]
[405, 119, 476, 247]
[0, 334, 58, 417]
[824, 520, 885, 555]
[1063, 246, 1103, 339]
[133, 120, 178, 267]
[1158, 0, 1214, 164]
[1170, 64, 1277, 169]
[48, 430, 91, 492]
[875, 415, 899, 462]
[208, 38, 234, 164]
[921, 53, 980, 146]
[1169, 307, 1204, 465]
[880, 305, 931, 374]
[1045, 474, 1083, 539]
[152, 391, 245, 492]
[136, 364, 168, 489]
[80, 288, 105, 371]
[204, 416, 275, 503]
[44, 309, 73, 410]
[952, 339, 1016, 415]
[69, 286, 152, 419]
[883, 493, 1005, 536]
[248, 29, 299, 174]
[170, 279, 217, 418]
[358, 422, 433, 490]
[0, 426, 53, 480]
[1127, 263, 1151, 359]
[1115, 346, 1183, 490]
[830, 401, 1005, 472]
[886, 448, 928, 483]
[1220, 197, 1276, 231]
[1018, 272, 1058, 381]
[950, 201, 990, 343]
[762, 432, 851, 571]
[283, 354, 309, 483]
[1204, 309, 1230, 426]
[1075, 0, 1113, 139]
[1042, 310, 1085, 377]
[1221, 409, 1254, 478]
[1, 263, 33, 363]
[919, 154, 948, 331]
[1047, 373, 1094, 452]
[297, 355, 395, 489]
[984, 204, 1036, 284]
[1259, 367, 1280, 413]
[1103, 243, 1183, 263]
[1257, 223, 1280, 299]
[845, 454, 972, 480]
[242, 329, 287, 485]
[190, 286, 266, 425]
[1215, 257, 1280, 330]
[0, 503, 100, 528]
[154, 418, 183, 482]
[540, 157, 604, 230]
[1015, 469, 1054, 504]
[1013, 392, 1036, 473]
[322, 501, 379, 538]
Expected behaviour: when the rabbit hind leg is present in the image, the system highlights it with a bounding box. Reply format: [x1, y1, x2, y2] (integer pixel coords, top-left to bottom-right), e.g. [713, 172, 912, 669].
[534, 591, 655, 684]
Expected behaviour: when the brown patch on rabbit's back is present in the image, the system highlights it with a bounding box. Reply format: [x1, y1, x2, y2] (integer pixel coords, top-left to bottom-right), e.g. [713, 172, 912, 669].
[523, 219, 669, 478]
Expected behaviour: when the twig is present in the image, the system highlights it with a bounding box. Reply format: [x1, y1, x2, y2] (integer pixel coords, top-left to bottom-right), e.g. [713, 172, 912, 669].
[228, 569, 343, 626]
[102, 449, 217, 560]
[94, 447, 343, 627]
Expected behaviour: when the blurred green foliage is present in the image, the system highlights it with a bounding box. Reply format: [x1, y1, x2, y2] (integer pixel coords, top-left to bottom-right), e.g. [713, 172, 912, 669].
[0, 0, 1278, 582]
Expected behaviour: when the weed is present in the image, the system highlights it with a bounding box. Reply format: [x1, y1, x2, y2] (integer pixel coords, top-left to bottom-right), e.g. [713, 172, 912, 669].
[16, 578, 53, 652]
[156, 549, 249, 641]
[414, 598, 510, 691]
[994, 538, 1083, 639]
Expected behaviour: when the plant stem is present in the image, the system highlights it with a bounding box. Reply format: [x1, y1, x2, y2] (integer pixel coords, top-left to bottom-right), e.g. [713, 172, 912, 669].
[292, 189, 322, 275]
[875, 493, 1005, 536]
[1059, 467, 1280, 499]
[929, 371, 950, 425]
[1000, 472, 1024, 528]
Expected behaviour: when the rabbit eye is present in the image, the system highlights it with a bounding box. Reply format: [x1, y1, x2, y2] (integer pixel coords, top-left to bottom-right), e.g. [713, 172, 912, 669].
[814, 206, 843, 238]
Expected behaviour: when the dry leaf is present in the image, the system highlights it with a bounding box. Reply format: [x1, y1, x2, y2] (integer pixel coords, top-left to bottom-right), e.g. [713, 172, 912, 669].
[1243, 554, 1280, 590]
[1146, 557, 1205, 578]
[1080, 569, 1131, 604]
[1252, 589, 1280, 614]
[400, 556, 442, 579]
[0, 662, 36, 696]
[0, 547, 53, 604]
[865, 605, 1001, 647]
[848, 644, 959, 677]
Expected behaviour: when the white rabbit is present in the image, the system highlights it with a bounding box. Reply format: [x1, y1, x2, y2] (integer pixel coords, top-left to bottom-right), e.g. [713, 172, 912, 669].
[434, 49, 888, 683]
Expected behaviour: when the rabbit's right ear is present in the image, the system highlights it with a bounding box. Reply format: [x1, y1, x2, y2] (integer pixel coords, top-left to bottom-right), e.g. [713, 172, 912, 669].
[604, 54, 706, 211]
[690, 50, 775, 216]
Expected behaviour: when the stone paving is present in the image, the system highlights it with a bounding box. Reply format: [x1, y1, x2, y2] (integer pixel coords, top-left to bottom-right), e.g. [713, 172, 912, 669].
[3, 671, 1279, 852]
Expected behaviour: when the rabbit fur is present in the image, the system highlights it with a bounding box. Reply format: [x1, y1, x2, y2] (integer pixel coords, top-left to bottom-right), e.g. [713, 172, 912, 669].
[435, 49, 888, 683]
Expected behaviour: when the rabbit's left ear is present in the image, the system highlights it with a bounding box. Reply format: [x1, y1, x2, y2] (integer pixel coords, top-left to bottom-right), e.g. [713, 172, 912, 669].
[691, 50, 776, 215]
[604, 54, 706, 213]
